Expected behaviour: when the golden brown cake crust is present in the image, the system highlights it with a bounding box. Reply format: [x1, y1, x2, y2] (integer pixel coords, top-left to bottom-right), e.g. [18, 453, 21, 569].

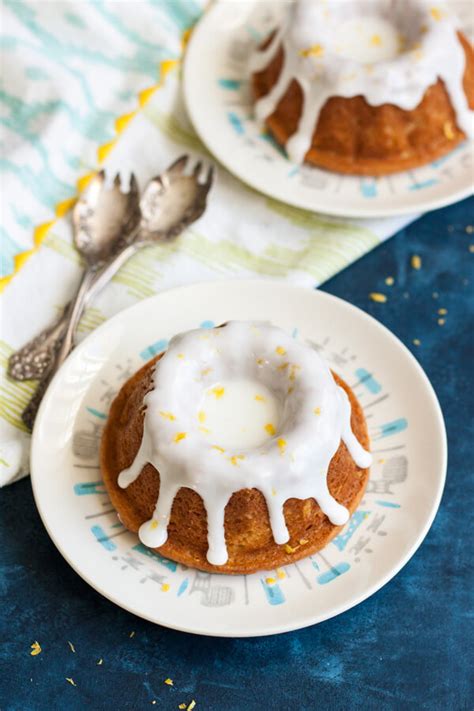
[100, 355, 370, 574]
[251, 32, 474, 175]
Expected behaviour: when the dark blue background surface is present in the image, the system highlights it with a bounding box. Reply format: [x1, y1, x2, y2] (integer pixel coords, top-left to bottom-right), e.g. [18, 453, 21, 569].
[1, 197, 473, 711]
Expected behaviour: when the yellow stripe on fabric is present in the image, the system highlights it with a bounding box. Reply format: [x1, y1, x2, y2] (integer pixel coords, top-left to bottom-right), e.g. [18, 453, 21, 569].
[55, 197, 77, 217]
[97, 139, 118, 164]
[77, 172, 97, 193]
[115, 111, 137, 134]
[0, 41, 185, 294]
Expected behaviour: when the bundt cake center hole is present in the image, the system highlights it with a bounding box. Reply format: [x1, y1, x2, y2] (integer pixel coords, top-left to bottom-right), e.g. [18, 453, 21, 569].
[332, 16, 403, 64]
[199, 378, 281, 450]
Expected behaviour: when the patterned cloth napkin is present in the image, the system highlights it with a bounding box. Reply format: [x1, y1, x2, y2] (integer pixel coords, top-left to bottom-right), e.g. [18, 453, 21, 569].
[1, 0, 417, 486]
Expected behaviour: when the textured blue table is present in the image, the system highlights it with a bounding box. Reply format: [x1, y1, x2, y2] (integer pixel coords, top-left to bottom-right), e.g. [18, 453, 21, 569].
[1, 197, 473, 711]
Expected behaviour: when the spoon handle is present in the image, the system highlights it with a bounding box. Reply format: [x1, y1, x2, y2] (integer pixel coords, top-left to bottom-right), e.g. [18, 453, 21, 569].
[55, 269, 97, 369]
[20, 243, 142, 430]
[86, 241, 140, 296]
[8, 303, 70, 381]
[8, 242, 140, 382]
[20, 268, 96, 430]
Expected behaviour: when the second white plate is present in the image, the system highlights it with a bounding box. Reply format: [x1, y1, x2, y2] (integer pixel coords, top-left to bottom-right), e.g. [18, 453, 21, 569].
[183, 1, 473, 218]
[31, 280, 446, 636]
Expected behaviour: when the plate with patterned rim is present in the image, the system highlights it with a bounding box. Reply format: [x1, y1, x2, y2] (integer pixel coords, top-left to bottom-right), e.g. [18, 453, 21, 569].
[31, 280, 447, 637]
[183, 1, 474, 219]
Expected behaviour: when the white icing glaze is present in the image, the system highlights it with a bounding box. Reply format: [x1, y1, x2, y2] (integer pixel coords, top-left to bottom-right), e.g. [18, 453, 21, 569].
[118, 321, 372, 566]
[200, 378, 281, 449]
[250, 0, 474, 164]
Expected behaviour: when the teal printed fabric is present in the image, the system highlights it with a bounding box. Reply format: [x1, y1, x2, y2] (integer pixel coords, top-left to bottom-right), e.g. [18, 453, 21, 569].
[1, 0, 202, 277]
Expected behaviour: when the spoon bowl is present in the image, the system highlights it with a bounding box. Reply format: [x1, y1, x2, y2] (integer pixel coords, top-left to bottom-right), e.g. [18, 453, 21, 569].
[73, 171, 141, 265]
[140, 155, 214, 239]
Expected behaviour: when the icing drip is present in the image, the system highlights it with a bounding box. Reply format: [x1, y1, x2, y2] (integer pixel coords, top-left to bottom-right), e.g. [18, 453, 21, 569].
[118, 321, 372, 566]
[250, 0, 474, 164]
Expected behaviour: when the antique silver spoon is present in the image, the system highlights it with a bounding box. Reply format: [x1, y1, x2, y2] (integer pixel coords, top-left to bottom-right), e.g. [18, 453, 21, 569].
[21, 155, 214, 430]
[8, 171, 141, 381]
[9, 156, 212, 381]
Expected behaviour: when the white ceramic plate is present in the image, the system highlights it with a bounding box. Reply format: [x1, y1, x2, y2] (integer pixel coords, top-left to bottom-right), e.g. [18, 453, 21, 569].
[183, 1, 473, 218]
[31, 280, 447, 637]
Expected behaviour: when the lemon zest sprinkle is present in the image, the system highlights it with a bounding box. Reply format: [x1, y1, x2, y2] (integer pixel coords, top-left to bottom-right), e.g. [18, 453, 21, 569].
[211, 386, 225, 398]
[255, 394, 265, 402]
[411, 254, 422, 270]
[164, 678, 173, 685]
[275, 346, 287, 356]
[289, 364, 300, 381]
[443, 121, 455, 140]
[30, 641, 41, 656]
[66, 678, 76, 687]
[300, 43, 324, 58]
[161, 584, 170, 592]
[212, 445, 225, 453]
[160, 411, 176, 421]
[369, 292, 387, 303]
[314, 407, 321, 415]
[173, 432, 187, 443]
[265, 423, 276, 436]
[198, 410, 206, 423]
[265, 577, 276, 585]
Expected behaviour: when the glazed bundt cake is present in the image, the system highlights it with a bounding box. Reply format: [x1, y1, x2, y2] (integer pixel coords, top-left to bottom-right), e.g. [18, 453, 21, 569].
[250, 0, 474, 175]
[100, 322, 371, 574]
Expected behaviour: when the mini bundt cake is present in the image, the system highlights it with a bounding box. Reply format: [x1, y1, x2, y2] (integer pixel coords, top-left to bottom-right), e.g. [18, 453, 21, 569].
[100, 322, 371, 575]
[250, 0, 474, 175]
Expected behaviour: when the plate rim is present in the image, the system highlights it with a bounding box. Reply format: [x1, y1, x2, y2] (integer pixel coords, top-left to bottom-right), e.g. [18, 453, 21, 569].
[183, 2, 474, 219]
[30, 279, 448, 637]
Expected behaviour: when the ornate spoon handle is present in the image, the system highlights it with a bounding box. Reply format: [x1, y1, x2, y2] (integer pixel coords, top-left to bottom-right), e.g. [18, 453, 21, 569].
[9, 243, 141, 382]
[21, 366, 56, 431]
[8, 304, 70, 381]
[20, 268, 96, 430]
[9, 271, 95, 383]
[21, 242, 142, 430]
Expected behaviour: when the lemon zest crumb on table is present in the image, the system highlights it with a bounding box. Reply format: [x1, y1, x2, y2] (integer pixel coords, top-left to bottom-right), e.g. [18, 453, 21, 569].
[411, 254, 422, 270]
[30, 641, 41, 656]
[369, 292, 387, 303]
